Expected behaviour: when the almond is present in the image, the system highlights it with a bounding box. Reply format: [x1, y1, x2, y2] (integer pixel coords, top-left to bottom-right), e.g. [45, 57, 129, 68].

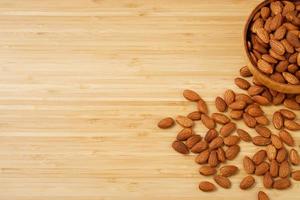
[263, 172, 273, 189]
[199, 166, 217, 176]
[281, 39, 294, 53]
[187, 111, 202, 121]
[201, 114, 216, 129]
[282, 1, 295, 16]
[279, 160, 290, 178]
[240, 175, 255, 190]
[237, 129, 252, 142]
[209, 136, 224, 150]
[273, 178, 291, 190]
[270, 39, 286, 55]
[197, 99, 208, 114]
[253, 136, 271, 146]
[208, 151, 219, 167]
[235, 93, 253, 104]
[224, 135, 240, 146]
[217, 147, 226, 163]
[273, 111, 283, 129]
[251, 18, 264, 33]
[271, 1, 283, 15]
[248, 85, 264, 96]
[220, 122, 236, 137]
[284, 119, 300, 130]
[211, 113, 230, 125]
[255, 162, 270, 176]
[229, 100, 247, 110]
[186, 135, 202, 149]
[204, 129, 218, 143]
[215, 96, 227, 112]
[284, 99, 300, 110]
[243, 113, 257, 128]
[252, 95, 270, 105]
[255, 125, 272, 138]
[257, 28, 270, 43]
[273, 92, 286, 105]
[230, 110, 243, 120]
[256, 116, 270, 125]
[158, 117, 174, 129]
[270, 49, 286, 60]
[247, 105, 264, 117]
[276, 148, 288, 163]
[289, 148, 300, 165]
[258, 191, 270, 200]
[292, 170, 300, 181]
[279, 130, 294, 146]
[262, 53, 278, 64]
[225, 145, 240, 160]
[224, 89, 235, 105]
[282, 72, 300, 84]
[266, 144, 277, 161]
[191, 140, 208, 153]
[177, 128, 193, 141]
[234, 78, 250, 90]
[243, 156, 255, 174]
[261, 7, 270, 20]
[195, 149, 210, 164]
[287, 31, 300, 47]
[280, 109, 296, 120]
[240, 66, 252, 77]
[253, 150, 267, 165]
[213, 175, 231, 189]
[176, 115, 194, 128]
[257, 59, 273, 74]
[199, 181, 216, 192]
[172, 140, 189, 154]
[270, 159, 279, 177]
[274, 25, 287, 40]
[183, 89, 201, 101]
[270, 14, 283, 32]
[271, 134, 283, 149]
[219, 165, 239, 177]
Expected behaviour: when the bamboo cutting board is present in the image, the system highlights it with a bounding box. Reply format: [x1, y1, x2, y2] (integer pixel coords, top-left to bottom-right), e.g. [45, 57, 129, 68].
[0, 0, 299, 199]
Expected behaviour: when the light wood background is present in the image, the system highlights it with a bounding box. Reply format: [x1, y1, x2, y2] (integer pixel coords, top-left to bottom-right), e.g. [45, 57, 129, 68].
[0, 0, 299, 199]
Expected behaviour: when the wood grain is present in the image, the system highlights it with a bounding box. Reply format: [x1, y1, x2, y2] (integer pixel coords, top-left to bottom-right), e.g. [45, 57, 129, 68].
[0, 0, 299, 199]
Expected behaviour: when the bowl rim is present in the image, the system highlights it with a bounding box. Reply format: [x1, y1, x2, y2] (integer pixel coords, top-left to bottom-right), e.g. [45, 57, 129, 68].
[244, 0, 300, 94]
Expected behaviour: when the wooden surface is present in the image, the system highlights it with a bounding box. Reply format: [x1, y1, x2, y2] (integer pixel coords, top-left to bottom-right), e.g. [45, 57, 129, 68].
[0, 0, 299, 199]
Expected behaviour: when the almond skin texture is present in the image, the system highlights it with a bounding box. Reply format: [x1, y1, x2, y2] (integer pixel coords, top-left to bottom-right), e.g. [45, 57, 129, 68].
[209, 136, 224, 150]
[271, 134, 283, 149]
[217, 147, 226, 163]
[240, 175, 255, 190]
[224, 89, 235, 106]
[235, 78, 251, 90]
[270, 159, 279, 177]
[257, 28, 270, 43]
[279, 160, 290, 178]
[273, 178, 291, 190]
[195, 150, 210, 164]
[277, 148, 288, 163]
[257, 59, 273, 74]
[211, 113, 230, 125]
[230, 110, 243, 120]
[158, 117, 174, 129]
[255, 162, 270, 176]
[201, 114, 216, 129]
[186, 135, 202, 149]
[199, 166, 217, 176]
[252, 95, 270, 105]
[258, 191, 270, 200]
[220, 122, 236, 137]
[282, 72, 300, 84]
[284, 120, 300, 131]
[255, 125, 272, 138]
[253, 136, 271, 146]
[240, 66, 252, 77]
[273, 111, 284, 130]
[213, 175, 231, 189]
[266, 144, 277, 161]
[177, 128, 193, 141]
[237, 129, 252, 142]
[225, 145, 240, 160]
[243, 113, 257, 128]
[247, 106, 264, 117]
[292, 170, 300, 181]
[290, 149, 300, 165]
[279, 130, 294, 146]
[248, 85, 264, 96]
[253, 150, 267, 165]
[199, 181, 216, 192]
[172, 141, 189, 154]
[280, 109, 296, 120]
[229, 100, 247, 110]
[191, 140, 208, 153]
[243, 156, 255, 174]
[215, 96, 227, 112]
[256, 116, 270, 126]
[224, 135, 240, 146]
[284, 99, 300, 110]
[176, 116, 194, 128]
[263, 172, 273, 189]
[204, 129, 218, 143]
[187, 111, 202, 121]
[197, 99, 208, 114]
[219, 165, 239, 177]
[183, 89, 201, 101]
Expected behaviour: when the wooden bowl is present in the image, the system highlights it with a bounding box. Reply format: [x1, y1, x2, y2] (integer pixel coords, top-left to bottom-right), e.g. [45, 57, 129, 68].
[244, 0, 300, 94]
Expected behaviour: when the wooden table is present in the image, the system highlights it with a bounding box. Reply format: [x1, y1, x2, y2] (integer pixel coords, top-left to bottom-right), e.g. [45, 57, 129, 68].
[0, 0, 299, 199]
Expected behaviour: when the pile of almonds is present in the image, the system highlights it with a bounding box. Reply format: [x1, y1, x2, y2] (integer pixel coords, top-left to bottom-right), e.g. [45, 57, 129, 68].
[247, 0, 300, 85]
[158, 65, 300, 200]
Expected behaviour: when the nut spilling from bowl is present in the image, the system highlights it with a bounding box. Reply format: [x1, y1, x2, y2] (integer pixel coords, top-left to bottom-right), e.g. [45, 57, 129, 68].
[247, 0, 300, 85]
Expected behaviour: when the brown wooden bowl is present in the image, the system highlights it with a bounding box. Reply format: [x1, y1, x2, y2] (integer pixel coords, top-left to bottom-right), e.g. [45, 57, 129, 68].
[244, 0, 300, 94]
